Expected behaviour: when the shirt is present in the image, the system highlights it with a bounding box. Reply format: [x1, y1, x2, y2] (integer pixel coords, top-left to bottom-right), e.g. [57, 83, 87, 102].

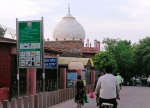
[95, 73, 120, 99]
[147, 77, 150, 82]
[122, 78, 124, 83]
[116, 75, 122, 84]
[83, 80, 86, 86]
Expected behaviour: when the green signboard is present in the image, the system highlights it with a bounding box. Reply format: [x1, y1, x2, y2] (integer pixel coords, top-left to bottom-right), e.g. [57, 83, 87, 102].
[18, 21, 42, 68]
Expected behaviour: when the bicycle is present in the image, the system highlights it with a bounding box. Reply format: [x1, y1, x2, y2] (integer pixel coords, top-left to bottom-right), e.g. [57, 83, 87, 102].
[101, 103, 113, 108]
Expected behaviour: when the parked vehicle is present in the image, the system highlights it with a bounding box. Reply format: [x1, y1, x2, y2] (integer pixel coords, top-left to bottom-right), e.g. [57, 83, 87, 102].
[135, 78, 142, 84]
[131, 77, 142, 86]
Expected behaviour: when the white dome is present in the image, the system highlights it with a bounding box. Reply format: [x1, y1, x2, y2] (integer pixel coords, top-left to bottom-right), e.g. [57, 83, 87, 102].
[53, 12, 85, 41]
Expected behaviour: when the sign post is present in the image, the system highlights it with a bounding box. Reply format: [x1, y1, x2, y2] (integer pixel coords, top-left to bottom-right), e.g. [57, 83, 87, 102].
[17, 19, 43, 96]
[44, 58, 58, 69]
[16, 18, 20, 97]
[41, 17, 45, 92]
[18, 21, 42, 68]
[44, 57, 58, 89]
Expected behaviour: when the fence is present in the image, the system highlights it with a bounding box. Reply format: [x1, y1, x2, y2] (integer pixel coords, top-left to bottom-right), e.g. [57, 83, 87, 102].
[0, 85, 94, 108]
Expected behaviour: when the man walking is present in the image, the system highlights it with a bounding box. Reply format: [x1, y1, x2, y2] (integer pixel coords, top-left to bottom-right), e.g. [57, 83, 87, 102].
[116, 73, 122, 90]
[95, 65, 120, 108]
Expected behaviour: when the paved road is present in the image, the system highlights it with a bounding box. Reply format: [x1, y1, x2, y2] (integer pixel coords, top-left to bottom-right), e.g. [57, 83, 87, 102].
[50, 86, 150, 108]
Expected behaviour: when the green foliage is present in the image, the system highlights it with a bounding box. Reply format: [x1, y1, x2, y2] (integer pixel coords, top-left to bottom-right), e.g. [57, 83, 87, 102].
[102, 38, 134, 76]
[93, 51, 117, 73]
[113, 40, 134, 71]
[93, 37, 135, 83]
[94, 36, 150, 83]
[133, 37, 150, 77]
[102, 38, 118, 53]
[0, 26, 6, 37]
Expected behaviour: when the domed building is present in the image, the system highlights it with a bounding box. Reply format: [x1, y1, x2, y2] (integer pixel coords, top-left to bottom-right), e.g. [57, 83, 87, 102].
[0, 6, 101, 99]
[44, 6, 101, 90]
[45, 6, 100, 58]
[53, 7, 85, 41]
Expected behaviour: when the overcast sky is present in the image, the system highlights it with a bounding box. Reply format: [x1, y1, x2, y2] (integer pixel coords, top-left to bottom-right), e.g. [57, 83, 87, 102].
[1, 0, 150, 45]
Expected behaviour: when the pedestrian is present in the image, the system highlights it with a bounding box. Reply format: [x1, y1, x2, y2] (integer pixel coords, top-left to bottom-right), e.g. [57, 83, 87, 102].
[122, 77, 124, 86]
[95, 65, 120, 108]
[116, 73, 123, 90]
[147, 75, 150, 86]
[141, 76, 147, 86]
[75, 75, 86, 108]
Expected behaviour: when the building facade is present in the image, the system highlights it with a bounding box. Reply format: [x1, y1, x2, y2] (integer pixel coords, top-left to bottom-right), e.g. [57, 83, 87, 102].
[0, 6, 100, 99]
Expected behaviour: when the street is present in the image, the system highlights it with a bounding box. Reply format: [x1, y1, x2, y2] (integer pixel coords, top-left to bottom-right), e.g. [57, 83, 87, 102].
[50, 86, 150, 108]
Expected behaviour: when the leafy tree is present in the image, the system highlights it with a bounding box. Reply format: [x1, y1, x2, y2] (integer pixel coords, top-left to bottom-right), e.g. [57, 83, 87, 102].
[102, 38, 118, 54]
[102, 38, 134, 84]
[133, 37, 150, 77]
[94, 37, 150, 85]
[93, 51, 117, 74]
[114, 41, 133, 70]
[0, 26, 6, 37]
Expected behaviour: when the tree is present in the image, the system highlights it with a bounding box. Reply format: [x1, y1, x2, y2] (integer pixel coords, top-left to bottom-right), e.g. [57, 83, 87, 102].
[93, 51, 117, 74]
[102, 38, 134, 84]
[102, 38, 118, 54]
[133, 37, 150, 77]
[0, 26, 6, 37]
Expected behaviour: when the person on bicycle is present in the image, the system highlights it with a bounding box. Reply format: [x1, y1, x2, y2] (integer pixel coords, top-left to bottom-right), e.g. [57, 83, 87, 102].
[95, 65, 120, 108]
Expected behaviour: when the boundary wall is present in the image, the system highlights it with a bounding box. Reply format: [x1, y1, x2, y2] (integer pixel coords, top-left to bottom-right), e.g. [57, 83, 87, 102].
[0, 85, 94, 108]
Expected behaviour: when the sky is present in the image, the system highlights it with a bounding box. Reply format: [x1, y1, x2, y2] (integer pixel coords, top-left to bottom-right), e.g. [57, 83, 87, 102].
[1, 0, 150, 46]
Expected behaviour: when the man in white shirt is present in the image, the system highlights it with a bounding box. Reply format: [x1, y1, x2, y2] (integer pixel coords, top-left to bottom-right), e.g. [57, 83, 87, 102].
[95, 65, 120, 108]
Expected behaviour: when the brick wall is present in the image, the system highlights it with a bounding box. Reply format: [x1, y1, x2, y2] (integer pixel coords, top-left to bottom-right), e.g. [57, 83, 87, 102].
[0, 43, 11, 88]
[45, 41, 83, 57]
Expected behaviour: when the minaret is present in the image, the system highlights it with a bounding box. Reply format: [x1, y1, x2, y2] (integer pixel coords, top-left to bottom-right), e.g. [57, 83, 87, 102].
[87, 39, 89, 47]
[68, 3, 70, 13]
[63, 3, 75, 19]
